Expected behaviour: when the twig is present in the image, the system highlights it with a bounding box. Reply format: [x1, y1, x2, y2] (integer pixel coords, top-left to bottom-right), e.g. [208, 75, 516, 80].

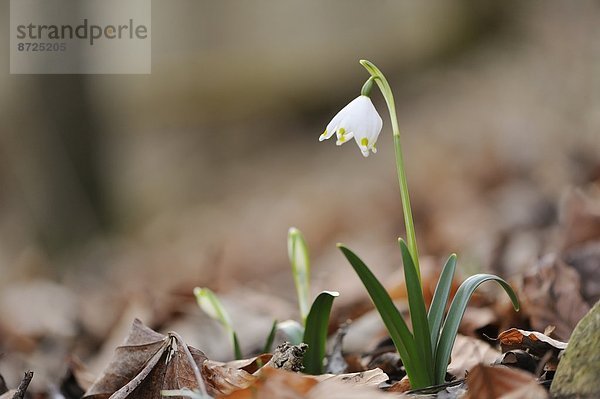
[12, 371, 33, 399]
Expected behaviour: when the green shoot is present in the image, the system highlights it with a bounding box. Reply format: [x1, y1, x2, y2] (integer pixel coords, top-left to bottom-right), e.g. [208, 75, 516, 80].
[193, 287, 243, 360]
[288, 227, 311, 325]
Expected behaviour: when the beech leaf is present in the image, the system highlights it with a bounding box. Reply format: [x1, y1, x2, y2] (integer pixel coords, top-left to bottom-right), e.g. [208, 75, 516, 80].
[84, 319, 209, 399]
[466, 364, 547, 399]
[498, 328, 567, 362]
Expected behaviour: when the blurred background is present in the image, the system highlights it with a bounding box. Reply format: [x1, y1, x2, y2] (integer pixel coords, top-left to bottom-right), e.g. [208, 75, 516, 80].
[0, 0, 599, 391]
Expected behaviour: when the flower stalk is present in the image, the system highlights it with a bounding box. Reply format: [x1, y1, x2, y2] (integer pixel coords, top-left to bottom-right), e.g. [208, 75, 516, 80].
[359, 59, 420, 281]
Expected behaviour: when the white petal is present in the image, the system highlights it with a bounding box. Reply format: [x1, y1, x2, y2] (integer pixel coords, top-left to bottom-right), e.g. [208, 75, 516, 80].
[320, 95, 383, 156]
[319, 129, 334, 141]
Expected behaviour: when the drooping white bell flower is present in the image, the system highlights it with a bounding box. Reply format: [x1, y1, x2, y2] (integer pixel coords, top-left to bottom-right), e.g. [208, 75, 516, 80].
[319, 95, 383, 157]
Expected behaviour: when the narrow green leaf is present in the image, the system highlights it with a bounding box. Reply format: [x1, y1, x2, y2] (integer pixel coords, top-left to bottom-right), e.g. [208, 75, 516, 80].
[194, 287, 241, 360]
[302, 291, 339, 375]
[399, 239, 434, 386]
[288, 227, 311, 325]
[434, 274, 519, 384]
[233, 332, 243, 360]
[263, 319, 278, 354]
[338, 244, 429, 388]
[427, 254, 457, 354]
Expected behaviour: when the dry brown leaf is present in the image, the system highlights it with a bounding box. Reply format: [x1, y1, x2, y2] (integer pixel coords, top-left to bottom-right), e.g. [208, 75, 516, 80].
[219, 367, 317, 399]
[386, 375, 411, 393]
[498, 328, 567, 361]
[84, 318, 208, 399]
[448, 334, 501, 379]
[466, 364, 547, 399]
[495, 351, 538, 374]
[521, 254, 590, 340]
[202, 361, 257, 396]
[221, 367, 395, 399]
[314, 368, 388, 387]
[207, 354, 273, 375]
[307, 374, 398, 399]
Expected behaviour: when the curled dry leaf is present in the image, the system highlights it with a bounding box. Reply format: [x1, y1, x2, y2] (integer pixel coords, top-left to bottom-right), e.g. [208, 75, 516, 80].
[206, 354, 273, 375]
[498, 328, 567, 363]
[466, 364, 547, 399]
[448, 334, 501, 379]
[84, 318, 209, 399]
[202, 361, 257, 396]
[521, 254, 590, 340]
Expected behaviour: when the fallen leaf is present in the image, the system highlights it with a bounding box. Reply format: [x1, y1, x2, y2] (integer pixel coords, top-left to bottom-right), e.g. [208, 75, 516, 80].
[84, 318, 208, 399]
[386, 375, 411, 393]
[209, 353, 273, 375]
[221, 367, 395, 399]
[448, 335, 501, 379]
[521, 254, 590, 340]
[367, 352, 404, 381]
[219, 367, 317, 399]
[202, 361, 257, 396]
[314, 368, 388, 387]
[465, 364, 547, 399]
[494, 350, 538, 374]
[307, 372, 397, 399]
[498, 328, 567, 362]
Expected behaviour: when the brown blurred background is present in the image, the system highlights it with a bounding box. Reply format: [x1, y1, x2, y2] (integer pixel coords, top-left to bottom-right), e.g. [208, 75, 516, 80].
[0, 0, 599, 389]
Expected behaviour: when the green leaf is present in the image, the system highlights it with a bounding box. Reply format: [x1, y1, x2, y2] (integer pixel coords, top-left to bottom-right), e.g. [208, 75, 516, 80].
[338, 244, 429, 388]
[288, 227, 311, 325]
[263, 319, 278, 354]
[302, 291, 339, 375]
[193, 287, 241, 360]
[232, 331, 243, 360]
[427, 254, 457, 354]
[399, 239, 434, 385]
[434, 274, 519, 384]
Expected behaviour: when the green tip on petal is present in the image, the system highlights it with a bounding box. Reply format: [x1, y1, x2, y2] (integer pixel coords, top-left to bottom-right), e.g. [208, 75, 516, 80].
[361, 138, 369, 147]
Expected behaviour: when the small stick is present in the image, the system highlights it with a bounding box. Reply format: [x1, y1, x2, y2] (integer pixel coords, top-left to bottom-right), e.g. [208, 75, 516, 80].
[12, 371, 33, 399]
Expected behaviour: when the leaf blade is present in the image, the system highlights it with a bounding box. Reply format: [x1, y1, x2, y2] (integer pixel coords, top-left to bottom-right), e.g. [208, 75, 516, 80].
[338, 244, 429, 388]
[434, 274, 519, 384]
[427, 254, 457, 354]
[399, 239, 434, 386]
[302, 291, 339, 375]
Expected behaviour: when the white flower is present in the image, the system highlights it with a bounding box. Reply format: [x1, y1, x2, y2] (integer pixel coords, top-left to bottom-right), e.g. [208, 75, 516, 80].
[319, 95, 383, 157]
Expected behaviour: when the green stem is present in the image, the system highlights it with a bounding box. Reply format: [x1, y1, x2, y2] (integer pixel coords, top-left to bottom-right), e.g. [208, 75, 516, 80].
[360, 59, 420, 281]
